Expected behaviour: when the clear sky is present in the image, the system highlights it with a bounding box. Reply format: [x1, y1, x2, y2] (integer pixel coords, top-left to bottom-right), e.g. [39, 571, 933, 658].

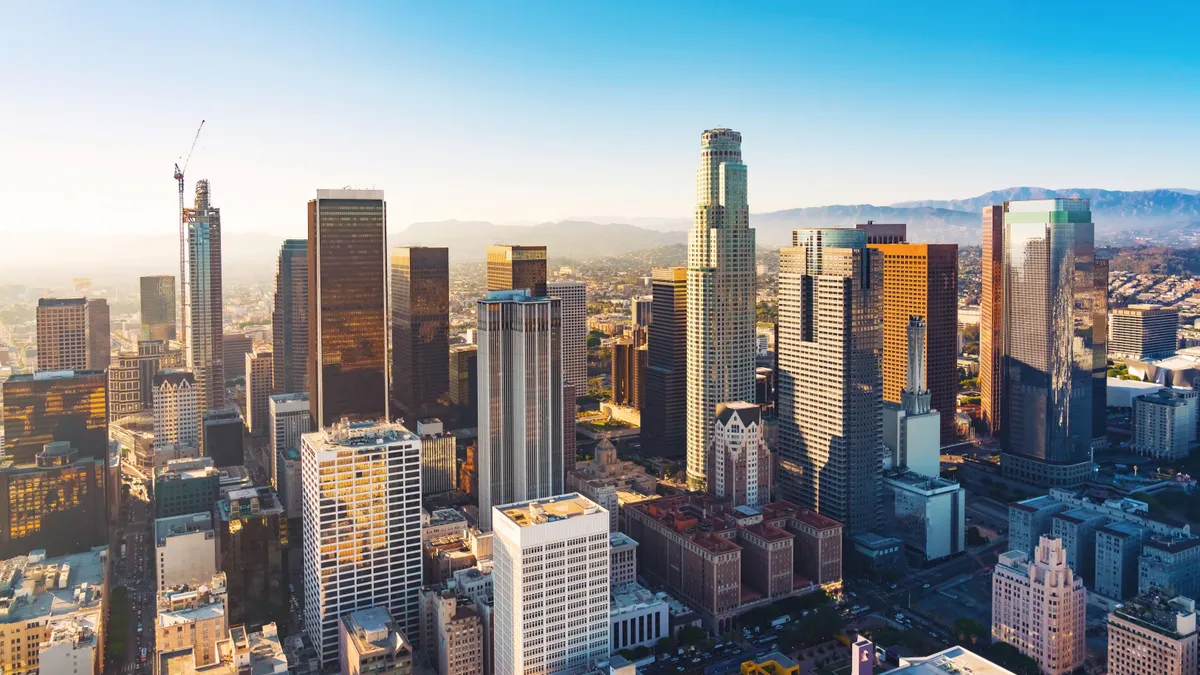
[2, 1, 1198, 237]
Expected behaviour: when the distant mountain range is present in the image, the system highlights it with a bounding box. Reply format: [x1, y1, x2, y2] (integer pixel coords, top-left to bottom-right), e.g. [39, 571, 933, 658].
[4, 187, 1199, 283]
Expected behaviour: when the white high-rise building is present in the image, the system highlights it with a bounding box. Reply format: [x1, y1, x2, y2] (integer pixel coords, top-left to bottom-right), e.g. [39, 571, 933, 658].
[270, 392, 311, 518]
[186, 179, 225, 411]
[548, 281, 587, 394]
[686, 128, 756, 490]
[707, 402, 772, 509]
[153, 369, 200, 451]
[477, 290, 563, 530]
[493, 493, 611, 675]
[777, 228, 884, 537]
[883, 317, 942, 478]
[301, 420, 423, 669]
[992, 536, 1086, 675]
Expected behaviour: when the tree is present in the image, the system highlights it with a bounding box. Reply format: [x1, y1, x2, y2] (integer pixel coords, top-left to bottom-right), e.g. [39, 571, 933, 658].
[966, 526, 988, 547]
[587, 330, 605, 348]
[678, 625, 708, 647]
[987, 642, 1041, 675]
[951, 618, 985, 644]
[655, 636, 677, 654]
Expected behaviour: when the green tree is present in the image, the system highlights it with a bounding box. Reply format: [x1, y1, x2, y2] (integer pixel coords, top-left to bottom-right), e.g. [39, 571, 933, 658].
[987, 642, 1041, 675]
[951, 618, 985, 644]
[678, 625, 708, 646]
[655, 636, 678, 654]
[966, 526, 988, 547]
[587, 330, 606, 348]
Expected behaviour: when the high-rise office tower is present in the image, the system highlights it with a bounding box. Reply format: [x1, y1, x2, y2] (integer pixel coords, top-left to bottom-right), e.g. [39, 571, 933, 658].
[271, 239, 308, 395]
[980, 205, 1004, 437]
[245, 350, 274, 437]
[301, 421, 422, 668]
[307, 189, 388, 428]
[999, 199, 1106, 487]
[493, 494, 611, 675]
[685, 128, 756, 490]
[2, 370, 108, 464]
[564, 383, 578, 477]
[86, 299, 109, 370]
[1109, 305, 1179, 360]
[778, 228, 884, 537]
[0, 441, 107, 558]
[108, 339, 184, 420]
[216, 485, 286, 631]
[548, 281, 587, 394]
[707, 402, 771, 509]
[391, 246, 450, 424]
[870, 242, 958, 444]
[642, 267, 687, 457]
[140, 274, 177, 341]
[487, 244, 547, 297]
[153, 370, 200, 451]
[222, 332, 253, 380]
[476, 290, 563, 530]
[448, 344, 478, 425]
[634, 297, 653, 328]
[186, 180, 225, 411]
[269, 392, 311, 520]
[884, 317, 942, 477]
[992, 536, 1085, 675]
[612, 333, 646, 409]
[855, 221, 907, 245]
[35, 298, 109, 371]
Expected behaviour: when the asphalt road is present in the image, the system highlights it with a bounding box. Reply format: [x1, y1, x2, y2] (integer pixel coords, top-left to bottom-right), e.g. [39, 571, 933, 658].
[111, 470, 156, 675]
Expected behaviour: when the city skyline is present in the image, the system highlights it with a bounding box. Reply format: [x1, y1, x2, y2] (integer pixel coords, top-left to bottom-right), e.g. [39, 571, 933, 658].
[3, 3, 1199, 243]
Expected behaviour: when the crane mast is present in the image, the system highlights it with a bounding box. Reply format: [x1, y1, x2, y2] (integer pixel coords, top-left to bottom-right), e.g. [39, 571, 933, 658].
[175, 120, 205, 352]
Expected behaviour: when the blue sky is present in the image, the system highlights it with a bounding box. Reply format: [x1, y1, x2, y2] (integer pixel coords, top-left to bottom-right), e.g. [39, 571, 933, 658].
[2, 1, 1198, 236]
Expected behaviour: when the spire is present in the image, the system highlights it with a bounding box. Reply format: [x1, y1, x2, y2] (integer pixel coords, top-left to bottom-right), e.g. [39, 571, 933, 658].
[901, 316, 932, 415]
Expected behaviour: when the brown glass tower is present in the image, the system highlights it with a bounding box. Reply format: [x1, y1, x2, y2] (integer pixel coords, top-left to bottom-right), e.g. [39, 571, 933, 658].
[140, 275, 177, 341]
[487, 244, 547, 297]
[870, 242, 959, 445]
[307, 189, 388, 428]
[390, 246, 450, 425]
[2, 370, 108, 464]
[980, 205, 1004, 438]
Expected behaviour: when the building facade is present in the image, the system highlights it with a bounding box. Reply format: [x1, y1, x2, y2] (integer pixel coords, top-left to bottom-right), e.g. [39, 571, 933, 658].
[448, 344, 478, 426]
[35, 297, 108, 372]
[493, 494, 611, 675]
[999, 199, 1107, 487]
[339, 607, 415, 675]
[686, 129, 756, 490]
[271, 239, 309, 395]
[154, 512, 217, 592]
[1110, 304, 1179, 360]
[1108, 593, 1198, 675]
[486, 244, 547, 297]
[707, 402, 771, 509]
[216, 486, 286, 631]
[0, 442, 107, 558]
[141, 274, 177, 341]
[777, 228, 883, 537]
[642, 267, 687, 458]
[548, 281, 588, 394]
[391, 247, 450, 425]
[417, 418, 456, 495]
[152, 370, 199, 451]
[476, 290, 563, 530]
[307, 189, 389, 428]
[980, 205, 1004, 437]
[991, 536, 1086, 675]
[301, 421, 422, 668]
[2, 370, 107, 464]
[245, 350, 274, 437]
[1095, 522, 1147, 601]
[869, 243, 958, 445]
[186, 180, 225, 411]
[269, 392, 311, 518]
[203, 408, 244, 468]
[1133, 389, 1197, 460]
[612, 332, 647, 409]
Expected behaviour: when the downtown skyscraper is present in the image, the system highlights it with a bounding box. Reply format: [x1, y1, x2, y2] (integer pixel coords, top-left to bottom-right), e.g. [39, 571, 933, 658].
[390, 246, 449, 425]
[476, 290, 563, 530]
[777, 228, 884, 537]
[307, 189, 388, 428]
[186, 179, 225, 411]
[35, 297, 109, 372]
[140, 274, 177, 341]
[998, 199, 1107, 487]
[272, 239, 308, 395]
[685, 128, 756, 490]
[642, 267, 686, 457]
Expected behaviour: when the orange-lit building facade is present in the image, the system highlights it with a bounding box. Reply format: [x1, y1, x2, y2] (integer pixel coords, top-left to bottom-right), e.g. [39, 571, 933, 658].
[486, 244, 547, 298]
[980, 205, 1004, 437]
[2, 370, 108, 464]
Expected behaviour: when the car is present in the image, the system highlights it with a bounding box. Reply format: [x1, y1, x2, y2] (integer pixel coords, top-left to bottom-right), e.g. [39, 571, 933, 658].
[922, 583, 931, 589]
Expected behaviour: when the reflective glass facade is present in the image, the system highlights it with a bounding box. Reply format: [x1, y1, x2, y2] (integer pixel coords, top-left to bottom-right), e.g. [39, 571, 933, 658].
[187, 180, 225, 411]
[272, 239, 309, 396]
[390, 246, 449, 425]
[0, 451, 106, 558]
[487, 244, 547, 297]
[307, 191, 388, 428]
[2, 371, 108, 464]
[1000, 199, 1106, 486]
[140, 274, 177, 341]
[642, 267, 687, 457]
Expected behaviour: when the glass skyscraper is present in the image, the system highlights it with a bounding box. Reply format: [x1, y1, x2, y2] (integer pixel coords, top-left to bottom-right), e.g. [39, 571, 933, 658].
[390, 246, 450, 425]
[999, 199, 1106, 487]
[272, 239, 308, 396]
[140, 274, 177, 341]
[186, 180, 225, 412]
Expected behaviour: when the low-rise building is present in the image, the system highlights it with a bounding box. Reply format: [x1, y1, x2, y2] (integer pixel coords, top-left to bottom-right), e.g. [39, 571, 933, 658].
[0, 548, 107, 675]
[881, 470, 965, 563]
[157, 622, 288, 675]
[155, 457, 220, 519]
[155, 573, 229, 668]
[154, 512, 217, 591]
[1095, 522, 1146, 601]
[610, 532, 638, 590]
[887, 646, 1015, 674]
[849, 532, 904, 575]
[1133, 389, 1198, 460]
[567, 437, 658, 532]
[1051, 508, 1110, 587]
[1140, 535, 1200, 599]
[339, 607, 414, 675]
[418, 586, 484, 675]
[610, 584, 669, 653]
[1108, 593, 1198, 675]
[424, 508, 469, 543]
[740, 651, 800, 675]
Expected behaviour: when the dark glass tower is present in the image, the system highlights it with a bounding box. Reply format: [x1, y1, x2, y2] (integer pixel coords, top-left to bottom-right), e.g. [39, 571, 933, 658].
[140, 275, 177, 341]
[390, 246, 449, 425]
[272, 240, 309, 395]
[641, 267, 687, 457]
[307, 190, 388, 427]
[999, 199, 1106, 487]
[2, 370, 108, 464]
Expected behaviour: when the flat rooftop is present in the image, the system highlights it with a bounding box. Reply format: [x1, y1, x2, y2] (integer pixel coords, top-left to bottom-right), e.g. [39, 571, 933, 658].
[305, 420, 417, 450]
[155, 513, 214, 541]
[497, 493, 605, 527]
[610, 532, 639, 550]
[890, 646, 1015, 674]
[0, 548, 107, 624]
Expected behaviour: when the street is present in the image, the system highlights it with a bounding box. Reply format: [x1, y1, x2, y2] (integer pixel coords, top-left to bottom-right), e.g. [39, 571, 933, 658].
[110, 468, 157, 675]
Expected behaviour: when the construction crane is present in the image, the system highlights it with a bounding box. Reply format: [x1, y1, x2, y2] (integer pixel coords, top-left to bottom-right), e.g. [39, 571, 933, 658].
[174, 120, 205, 348]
